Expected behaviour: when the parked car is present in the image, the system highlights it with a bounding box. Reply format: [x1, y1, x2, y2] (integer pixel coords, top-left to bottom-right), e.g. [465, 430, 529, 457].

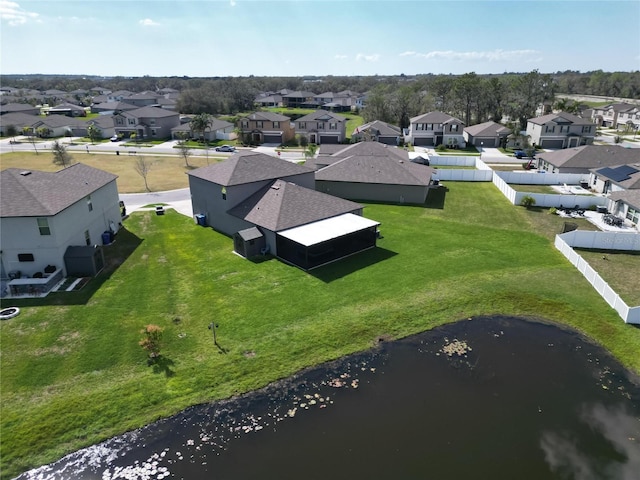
[514, 149, 535, 159]
[110, 135, 120, 142]
[215, 145, 236, 152]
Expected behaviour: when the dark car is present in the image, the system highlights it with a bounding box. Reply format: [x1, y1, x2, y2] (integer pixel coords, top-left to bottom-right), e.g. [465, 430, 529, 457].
[514, 149, 535, 159]
[215, 145, 236, 152]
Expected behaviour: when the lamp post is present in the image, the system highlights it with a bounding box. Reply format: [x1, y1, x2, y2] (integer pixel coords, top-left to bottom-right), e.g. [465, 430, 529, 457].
[208, 322, 219, 345]
[480, 141, 483, 159]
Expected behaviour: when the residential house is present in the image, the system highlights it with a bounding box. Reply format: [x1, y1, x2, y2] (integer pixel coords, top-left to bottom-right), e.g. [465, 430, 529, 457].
[463, 121, 511, 148]
[313, 91, 358, 112]
[0, 103, 40, 116]
[526, 112, 595, 149]
[607, 190, 640, 231]
[405, 111, 466, 148]
[75, 115, 117, 139]
[314, 142, 436, 204]
[589, 163, 640, 195]
[171, 117, 235, 141]
[0, 164, 121, 292]
[282, 91, 316, 108]
[187, 152, 379, 270]
[237, 111, 295, 145]
[352, 120, 402, 145]
[47, 103, 86, 117]
[294, 110, 347, 144]
[254, 92, 283, 108]
[592, 103, 640, 130]
[31, 115, 85, 138]
[113, 106, 180, 140]
[90, 101, 138, 115]
[107, 90, 134, 102]
[0, 112, 40, 136]
[125, 91, 162, 107]
[536, 145, 639, 174]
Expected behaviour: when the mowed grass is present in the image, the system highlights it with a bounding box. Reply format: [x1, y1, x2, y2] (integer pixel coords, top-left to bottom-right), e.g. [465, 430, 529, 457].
[2, 182, 640, 478]
[0, 151, 224, 193]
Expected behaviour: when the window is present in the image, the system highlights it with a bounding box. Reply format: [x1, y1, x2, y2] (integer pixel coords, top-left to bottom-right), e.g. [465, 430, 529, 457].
[85, 230, 91, 246]
[592, 175, 598, 186]
[317, 122, 325, 129]
[582, 126, 591, 133]
[128, 118, 136, 126]
[116, 118, 123, 125]
[329, 122, 337, 130]
[37, 218, 50, 235]
[241, 121, 249, 129]
[415, 124, 424, 131]
[627, 207, 639, 224]
[450, 124, 458, 132]
[299, 122, 306, 129]
[150, 118, 156, 125]
[221, 187, 227, 200]
[427, 124, 434, 131]
[18, 253, 35, 262]
[545, 125, 555, 133]
[151, 129, 157, 137]
[273, 121, 280, 128]
[256, 121, 263, 128]
[87, 195, 93, 212]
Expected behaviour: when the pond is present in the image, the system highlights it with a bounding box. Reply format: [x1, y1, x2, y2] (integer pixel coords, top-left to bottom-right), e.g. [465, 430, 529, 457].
[17, 316, 640, 480]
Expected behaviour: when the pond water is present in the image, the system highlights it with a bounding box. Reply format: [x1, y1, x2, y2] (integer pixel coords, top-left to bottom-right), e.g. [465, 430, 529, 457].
[17, 316, 640, 480]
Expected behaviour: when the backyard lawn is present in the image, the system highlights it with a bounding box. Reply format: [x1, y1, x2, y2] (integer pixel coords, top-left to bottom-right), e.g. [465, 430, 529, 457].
[2, 182, 639, 479]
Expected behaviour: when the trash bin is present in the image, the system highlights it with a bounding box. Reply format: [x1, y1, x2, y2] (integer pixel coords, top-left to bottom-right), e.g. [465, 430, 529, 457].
[155, 206, 165, 215]
[102, 231, 112, 245]
[195, 214, 206, 226]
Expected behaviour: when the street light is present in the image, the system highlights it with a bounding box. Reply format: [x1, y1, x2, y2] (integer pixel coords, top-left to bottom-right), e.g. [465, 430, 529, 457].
[208, 322, 219, 345]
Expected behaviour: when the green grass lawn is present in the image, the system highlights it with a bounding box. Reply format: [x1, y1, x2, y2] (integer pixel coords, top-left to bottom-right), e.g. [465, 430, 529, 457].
[2, 182, 639, 478]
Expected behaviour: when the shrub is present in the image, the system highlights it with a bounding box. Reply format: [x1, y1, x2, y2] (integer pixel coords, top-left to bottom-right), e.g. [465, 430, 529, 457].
[549, 207, 557, 215]
[436, 144, 447, 152]
[521, 195, 536, 209]
[139, 324, 163, 362]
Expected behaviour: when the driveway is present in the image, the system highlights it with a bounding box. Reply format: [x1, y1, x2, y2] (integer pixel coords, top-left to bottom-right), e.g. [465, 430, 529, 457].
[119, 188, 193, 218]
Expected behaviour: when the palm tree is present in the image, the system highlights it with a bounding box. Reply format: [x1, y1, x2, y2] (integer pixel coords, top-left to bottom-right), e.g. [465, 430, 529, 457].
[190, 113, 213, 143]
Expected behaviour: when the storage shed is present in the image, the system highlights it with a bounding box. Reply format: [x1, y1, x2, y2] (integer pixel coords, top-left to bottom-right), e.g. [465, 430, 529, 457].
[233, 227, 266, 258]
[64, 245, 105, 277]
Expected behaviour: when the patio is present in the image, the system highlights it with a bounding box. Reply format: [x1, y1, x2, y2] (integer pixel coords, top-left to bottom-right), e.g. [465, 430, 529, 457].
[581, 211, 637, 233]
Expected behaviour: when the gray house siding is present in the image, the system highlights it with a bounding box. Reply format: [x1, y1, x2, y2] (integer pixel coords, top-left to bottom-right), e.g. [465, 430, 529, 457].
[316, 181, 427, 204]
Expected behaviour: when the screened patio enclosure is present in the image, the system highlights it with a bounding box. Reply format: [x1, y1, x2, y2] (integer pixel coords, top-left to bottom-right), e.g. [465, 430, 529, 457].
[276, 213, 380, 270]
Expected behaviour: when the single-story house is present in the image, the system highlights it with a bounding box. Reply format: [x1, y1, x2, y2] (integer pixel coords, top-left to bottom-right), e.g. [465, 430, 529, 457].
[352, 120, 402, 145]
[607, 190, 640, 231]
[314, 142, 436, 204]
[463, 121, 511, 148]
[171, 117, 235, 141]
[536, 145, 640, 174]
[589, 163, 640, 195]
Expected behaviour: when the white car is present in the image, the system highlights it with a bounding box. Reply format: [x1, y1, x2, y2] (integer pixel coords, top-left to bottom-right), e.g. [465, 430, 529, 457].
[110, 135, 120, 142]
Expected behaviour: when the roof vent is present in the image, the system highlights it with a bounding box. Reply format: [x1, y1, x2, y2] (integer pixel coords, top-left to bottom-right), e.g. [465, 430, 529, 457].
[270, 184, 280, 190]
[19, 171, 32, 176]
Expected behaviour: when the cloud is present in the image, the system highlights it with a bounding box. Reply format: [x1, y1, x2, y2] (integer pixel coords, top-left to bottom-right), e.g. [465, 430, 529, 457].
[0, 0, 39, 26]
[230, 0, 236, 6]
[412, 49, 541, 62]
[356, 53, 380, 62]
[334, 54, 348, 60]
[139, 18, 160, 27]
[399, 51, 416, 57]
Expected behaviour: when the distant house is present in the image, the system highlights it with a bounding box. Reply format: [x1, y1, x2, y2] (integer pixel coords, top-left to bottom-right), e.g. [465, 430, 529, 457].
[314, 142, 435, 204]
[47, 103, 86, 117]
[125, 91, 162, 107]
[294, 110, 347, 144]
[592, 103, 640, 130]
[589, 163, 640, 195]
[90, 101, 137, 115]
[238, 111, 295, 145]
[463, 121, 511, 148]
[107, 90, 135, 102]
[536, 145, 639, 174]
[312, 91, 358, 112]
[352, 120, 402, 145]
[0, 112, 40, 136]
[526, 112, 595, 149]
[282, 91, 316, 108]
[188, 152, 379, 270]
[254, 93, 283, 108]
[113, 106, 180, 140]
[0, 103, 40, 116]
[171, 117, 235, 141]
[76, 115, 117, 139]
[31, 115, 85, 138]
[0, 164, 121, 291]
[405, 111, 465, 148]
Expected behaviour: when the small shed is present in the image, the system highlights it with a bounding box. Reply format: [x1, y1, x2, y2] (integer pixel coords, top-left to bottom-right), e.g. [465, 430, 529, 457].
[64, 245, 105, 277]
[233, 227, 266, 258]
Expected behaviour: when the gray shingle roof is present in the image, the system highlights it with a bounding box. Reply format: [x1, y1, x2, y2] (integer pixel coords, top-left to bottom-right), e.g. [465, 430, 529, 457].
[123, 106, 179, 119]
[537, 145, 640, 169]
[246, 111, 291, 122]
[296, 110, 347, 123]
[227, 179, 363, 231]
[187, 151, 313, 186]
[354, 120, 401, 137]
[609, 189, 640, 210]
[528, 112, 593, 126]
[464, 121, 511, 137]
[0, 103, 39, 114]
[592, 164, 640, 190]
[1, 164, 118, 217]
[0, 112, 40, 128]
[410, 111, 462, 124]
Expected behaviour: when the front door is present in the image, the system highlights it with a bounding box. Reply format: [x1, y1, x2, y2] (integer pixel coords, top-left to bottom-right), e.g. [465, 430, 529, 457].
[568, 137, 579, 148]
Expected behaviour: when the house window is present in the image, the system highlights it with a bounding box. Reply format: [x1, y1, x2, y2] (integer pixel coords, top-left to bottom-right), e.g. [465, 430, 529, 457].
[299, 122, 306, 129]
[151, 129, 157, 137]
[415, 124, 424, 131]
[273, 121, 280, 128]
[317, 122, 325, 129]
[128, 118, 136, 126]
[87, 195, 93, 212]
[592, 175, 598, 186]
[545, 125, 555, 133]
[450, 124, 459, 132]
[256, 121, 263, 128]
[582, 126, 591, 133]
[37, 217, 51, 235]
[85, 230, 91, 245]
[150, 119, 156, 125]
[626, 207, 639, 224]
[116, 118, 123, 125]
[241, 121, 248, 129]
[18, 253, 35, 262]
[329, 122, 337, 130]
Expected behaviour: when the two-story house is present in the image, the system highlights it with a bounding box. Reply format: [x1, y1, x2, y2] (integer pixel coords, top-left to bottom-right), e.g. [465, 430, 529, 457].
[1, 164, 121, 293]
[592, 103, 640, 130]
[113, 106, 180, 140]
[405, 111, 465, 147]
[526, 112, 595, 149]
[294, 110, 347, 144]
[282, 91, 316, 108]
[238, 112, 295, 145]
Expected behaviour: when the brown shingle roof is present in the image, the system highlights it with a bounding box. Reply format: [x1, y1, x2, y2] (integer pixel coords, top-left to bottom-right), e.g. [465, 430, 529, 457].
[1, 163, 118, 217]
[187, 151, 313, 186]
[227, 179, 362, 231]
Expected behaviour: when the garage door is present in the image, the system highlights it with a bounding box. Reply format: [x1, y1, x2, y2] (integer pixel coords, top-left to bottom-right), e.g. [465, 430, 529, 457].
[320, 135, 339, 144]
[414, 137, 434, 146]
[263, 134, 282, 144]
[541, 139, 564, 149]
[474, 137, 495, 147]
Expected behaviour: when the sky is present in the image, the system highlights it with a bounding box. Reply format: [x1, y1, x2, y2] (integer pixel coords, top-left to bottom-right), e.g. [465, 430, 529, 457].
[1, 0, 639, 78]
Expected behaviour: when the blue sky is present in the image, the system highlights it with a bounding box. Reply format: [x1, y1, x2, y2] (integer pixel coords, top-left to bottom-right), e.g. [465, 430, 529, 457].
[1, 0, 639, 77]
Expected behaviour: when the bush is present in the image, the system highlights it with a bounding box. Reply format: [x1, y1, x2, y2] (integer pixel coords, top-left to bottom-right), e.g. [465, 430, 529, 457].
[521, 195, 536, 209]
[436, 144, 448, 152]
[549, 207, 557, 215]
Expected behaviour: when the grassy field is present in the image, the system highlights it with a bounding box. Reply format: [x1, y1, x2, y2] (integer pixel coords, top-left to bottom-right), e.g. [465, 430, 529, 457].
[0, 151, 224, 193]
[1, 181, 640, 479]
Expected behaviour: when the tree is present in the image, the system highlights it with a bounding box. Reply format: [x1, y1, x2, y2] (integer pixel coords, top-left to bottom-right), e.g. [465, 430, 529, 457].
[139, 324, 163, 363]
[190, 113, 213, 143]
[176, 132, 192, 167]
[521, 195, 536, 209]
[22, 126, 38, 154]
[87, 124, 101, 144]
[453, 72, 480, 126]
[304, 143, 318, 161]
[51, 140, 73, 167]
[37, 126, 51, 138]
[133, 155, 153, 191]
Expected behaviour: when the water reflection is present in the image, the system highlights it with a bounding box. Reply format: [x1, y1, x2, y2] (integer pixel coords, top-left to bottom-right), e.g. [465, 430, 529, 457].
[16, 317, 640, 480]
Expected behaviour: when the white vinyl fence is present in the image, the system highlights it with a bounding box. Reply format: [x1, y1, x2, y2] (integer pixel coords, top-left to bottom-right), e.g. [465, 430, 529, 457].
[431, 156, 494, 181]
[496, 171, 587, 185]
[555, 231, 640, 324]
[492, 172, 607, 208]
